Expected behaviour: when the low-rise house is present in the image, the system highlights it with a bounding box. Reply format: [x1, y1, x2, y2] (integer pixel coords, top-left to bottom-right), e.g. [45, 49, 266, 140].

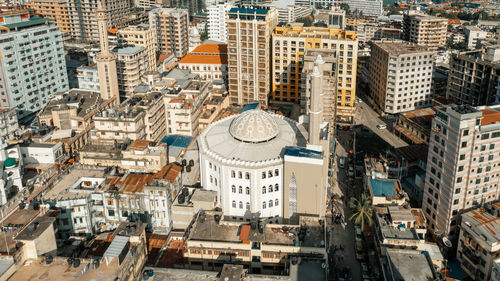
[375, 205, 426, 249]
[183, 211, 326, 274]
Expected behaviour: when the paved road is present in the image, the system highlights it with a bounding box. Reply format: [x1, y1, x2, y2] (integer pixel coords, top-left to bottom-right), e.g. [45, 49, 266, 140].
[354, 100, 408, 148]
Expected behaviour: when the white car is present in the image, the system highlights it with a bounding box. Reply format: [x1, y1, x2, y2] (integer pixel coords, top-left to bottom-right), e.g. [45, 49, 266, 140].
[376, 124, 386, 130]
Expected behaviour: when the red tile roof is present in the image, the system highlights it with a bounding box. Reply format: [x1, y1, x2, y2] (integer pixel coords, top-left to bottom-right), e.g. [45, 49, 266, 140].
[178, 44, 228, 65]
[480, 109, 500, 126]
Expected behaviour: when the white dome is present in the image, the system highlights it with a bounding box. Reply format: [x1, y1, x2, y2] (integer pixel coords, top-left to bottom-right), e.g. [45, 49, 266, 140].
[229, 109, 279, 143]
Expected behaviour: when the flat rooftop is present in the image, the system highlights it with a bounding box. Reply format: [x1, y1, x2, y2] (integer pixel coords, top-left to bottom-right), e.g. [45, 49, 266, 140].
[16, 216, 56, 241]
[112, 45, 145, 56]
[462, 205, 500, 245]
[39, 89, 103, 118]
[43, 168, 107, 201]
[189, 213, 324, 248]
[374, 40, 434, 56]
[386, 248, 435, 281]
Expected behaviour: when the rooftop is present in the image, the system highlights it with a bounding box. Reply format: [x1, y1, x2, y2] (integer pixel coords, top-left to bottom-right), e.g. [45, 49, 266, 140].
[386, 248, 435, 281]
[39, 89, 103, 119]
[44, 168, 107, 201]
[461, 203, 500, 245]
[16, 216, 56, 241]
[189, 212, 324, 248]
[284, 146, 322, 160]
[373, 40, 434, 56]
[480, 107, 500, 126]
[112, 45, 145, 56]
[161, 134, 193, 148]
[1, 15, 53, 31]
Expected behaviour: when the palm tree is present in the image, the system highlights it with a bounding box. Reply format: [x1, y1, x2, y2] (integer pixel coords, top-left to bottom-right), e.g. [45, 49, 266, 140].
[349, 194, 375, 230]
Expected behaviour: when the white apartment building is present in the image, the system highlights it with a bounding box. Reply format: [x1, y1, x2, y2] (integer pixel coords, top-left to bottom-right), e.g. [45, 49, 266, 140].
[369, 41, 435, 114]
[76, 65, 99, 91]
[207, 3, 233, 43]
[112, 46, 149, 98]
[422, 105, 500, 237]
[464, 26, 488, 50]
[0, 108, 19, 141]
[338, 0, 383, 17]
[117, 24, 157, 71]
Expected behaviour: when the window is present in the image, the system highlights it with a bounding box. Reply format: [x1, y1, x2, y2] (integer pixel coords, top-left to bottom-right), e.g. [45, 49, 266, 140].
[269, 200, 273, 207]
[490, 144, 495, 150]
[481, 133, 490, 140]
[246, 187, 250, 195]
[231, 171, 235, 178]
[479, 156, 484, 162]
[262, 186, 266, 194]
[275, 169, 279, 176]
[463, 129, 469, 136]
[268, 171, 273, 177]
[108, 209, 115, 216]
[461, 141, 467, 148]
[239, 201, 243, 209]
[239, 186, 242, 194]
[481, 145, 486, 151]
[460, 154, 465, 160]
[246, 202, 250, 210]
[245, 172, 250, 179]
[455, 188, 460, 194]
[232, 200, 236, 208]
[457, 177, 462, 183]
[275, 184, 279, 192]
[477, 168, 482, 173]
[269, 185, 273, 192]
[263, 201, 266, 209]
[453, 199, 459, 205]
[458, 166, 464, 172]
[239, 171, 242, 178]
[262, 172, 266, 179]
[275, 199, 279, 206]
[232, 185, 236, 193]
[488, 155, 494, 161]
[484, 176, 490, 182]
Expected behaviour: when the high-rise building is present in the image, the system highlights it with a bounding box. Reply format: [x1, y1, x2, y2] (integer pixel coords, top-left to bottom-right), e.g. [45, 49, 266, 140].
[95, 2, 120, 104]
[328, 6, 345, 29]
[403, 9, 448, 50]
[464, 26, 488, 50]
[227, 8, 278, 107]
[24, 0, 71, 39]
[272, 24, 358, 122]
[168, 0, 203, 17]
[421, 104, 500, 238]
[338, 0, 383, 17]
[112, 46, 149, 97]
[368, 41, 435, 114]
[207, 3, 233, 43]
[446, 46, 500, 107]
[0, 10, 68, 120]
[149, 8, 189, 58]
[69, 0, 133, 42]
[117, 24, 157, 71]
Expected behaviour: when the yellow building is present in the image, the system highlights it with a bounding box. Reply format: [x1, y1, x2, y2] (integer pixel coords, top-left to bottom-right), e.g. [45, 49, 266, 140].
[272, 24, 358, 122]
[117, 24, 157, 71]
[25, 0, 71, 39]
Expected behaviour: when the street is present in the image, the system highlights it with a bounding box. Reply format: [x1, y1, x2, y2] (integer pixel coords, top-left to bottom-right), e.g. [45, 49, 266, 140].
[353, 100, 408, 148]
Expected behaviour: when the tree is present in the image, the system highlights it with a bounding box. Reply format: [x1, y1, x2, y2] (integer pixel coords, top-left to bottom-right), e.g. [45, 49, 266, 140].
[349, 194, 375, 229]
[340, 3, 351, 16]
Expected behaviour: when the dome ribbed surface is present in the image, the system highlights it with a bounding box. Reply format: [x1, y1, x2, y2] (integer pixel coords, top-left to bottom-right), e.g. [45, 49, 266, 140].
[229, 110, 279, 143]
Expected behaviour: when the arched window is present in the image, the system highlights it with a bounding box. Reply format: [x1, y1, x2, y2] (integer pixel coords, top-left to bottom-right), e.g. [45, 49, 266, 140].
[239, 201, 243, 209]
[268, 171, 273, 177]
[231, 170, 235, 178]
[231, 185, 236, 193]
[238, 171, 242, 178]
[263, 201, 266, 209]
[232, 200, 236, 208]
[275, 169, 279, 176]
[245, 172, 250, 179]
[238, 186, 242, 194]
[210, 176, 213, 183]
[269, 200, 273, 207]
[246, 202, 250, 210]
[268, 185, 273, 193]
[275, 184, 279, 192]
[275, 199, 279, 206]
[246, 187, 250, 195]
[262, 186, 266, 194]
[214, 178, 217, 186]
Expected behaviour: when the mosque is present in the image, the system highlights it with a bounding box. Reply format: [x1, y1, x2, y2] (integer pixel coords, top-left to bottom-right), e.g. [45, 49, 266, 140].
[198, 55, 331, 224]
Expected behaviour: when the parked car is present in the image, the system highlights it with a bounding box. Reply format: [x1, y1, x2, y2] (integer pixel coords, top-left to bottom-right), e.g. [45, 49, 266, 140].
[339, 157, 346, 169]
[376, 124, 386, 130]
[348, 165, 354, 177]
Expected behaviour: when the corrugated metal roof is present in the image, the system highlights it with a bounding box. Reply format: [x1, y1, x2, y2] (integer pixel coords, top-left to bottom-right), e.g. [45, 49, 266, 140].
[103, 235, 129, 258]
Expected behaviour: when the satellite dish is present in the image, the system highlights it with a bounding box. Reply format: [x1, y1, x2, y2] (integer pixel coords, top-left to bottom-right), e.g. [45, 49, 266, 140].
[442, 237, 452, 248]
